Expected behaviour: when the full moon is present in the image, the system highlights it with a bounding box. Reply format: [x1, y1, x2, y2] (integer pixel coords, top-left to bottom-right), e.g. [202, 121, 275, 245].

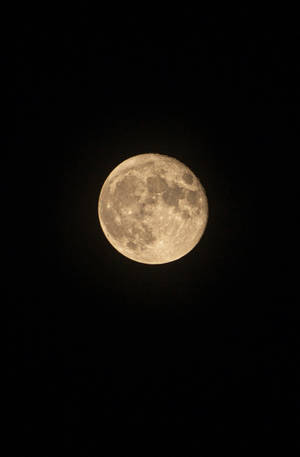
[98, 154, 208, 264]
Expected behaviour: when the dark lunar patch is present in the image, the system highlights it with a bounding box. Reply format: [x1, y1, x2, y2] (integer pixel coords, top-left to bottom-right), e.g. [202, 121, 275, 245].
[187, 190, 200, 206]
[114, 175, 141, 208]
[127, 241, 137, 250]
[145, 195, 156, 205]
[136, 202, 153, 219]
[162, 184, 185, 208]
[182, 172, 193, 184]
[147, 175, 168, 194]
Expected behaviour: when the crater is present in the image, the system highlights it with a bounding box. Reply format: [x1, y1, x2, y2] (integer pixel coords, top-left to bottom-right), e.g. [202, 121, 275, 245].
[138, 202, 153, 218]
[127, 241, 137, 250]
[100, 205, 124, 241]
[132, 160, 154, 172]
[157, 168, 167, 175]
[181, 209, 191, 219]
[182, 172, 193, 184]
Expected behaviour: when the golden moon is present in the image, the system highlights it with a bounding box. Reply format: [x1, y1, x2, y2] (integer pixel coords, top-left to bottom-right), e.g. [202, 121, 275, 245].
[98, 153, 208, 264]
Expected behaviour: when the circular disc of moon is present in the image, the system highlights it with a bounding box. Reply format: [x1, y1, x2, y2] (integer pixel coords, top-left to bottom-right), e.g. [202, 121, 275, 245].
[98, 153, 208, 264]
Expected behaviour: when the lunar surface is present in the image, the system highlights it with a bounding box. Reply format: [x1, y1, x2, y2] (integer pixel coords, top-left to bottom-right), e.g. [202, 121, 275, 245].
[98, 153, 208, 264]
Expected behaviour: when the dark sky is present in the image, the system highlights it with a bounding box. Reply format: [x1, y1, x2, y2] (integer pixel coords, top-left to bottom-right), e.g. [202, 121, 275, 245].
[11, 7, 299, 455]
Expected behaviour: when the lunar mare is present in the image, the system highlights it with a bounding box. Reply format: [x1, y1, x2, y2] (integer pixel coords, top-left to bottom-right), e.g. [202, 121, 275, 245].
[98, 153, 208, 264]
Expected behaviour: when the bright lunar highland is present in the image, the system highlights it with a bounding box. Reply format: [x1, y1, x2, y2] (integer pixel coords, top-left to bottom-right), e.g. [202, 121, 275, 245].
[98, 153, 208, 264]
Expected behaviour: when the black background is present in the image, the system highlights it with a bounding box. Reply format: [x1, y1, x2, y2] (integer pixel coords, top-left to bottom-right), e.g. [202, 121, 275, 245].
[11, 6, 299, 455]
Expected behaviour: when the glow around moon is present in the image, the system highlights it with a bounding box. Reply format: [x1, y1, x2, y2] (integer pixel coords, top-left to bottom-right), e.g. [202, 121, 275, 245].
[98, 153, 208, 264]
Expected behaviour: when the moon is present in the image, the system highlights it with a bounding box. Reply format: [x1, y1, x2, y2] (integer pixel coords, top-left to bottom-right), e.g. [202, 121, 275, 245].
[98, 153, 208, 264]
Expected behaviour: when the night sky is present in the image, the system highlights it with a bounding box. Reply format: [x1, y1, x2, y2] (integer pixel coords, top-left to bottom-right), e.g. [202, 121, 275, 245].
[11, 7, 299, 455]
